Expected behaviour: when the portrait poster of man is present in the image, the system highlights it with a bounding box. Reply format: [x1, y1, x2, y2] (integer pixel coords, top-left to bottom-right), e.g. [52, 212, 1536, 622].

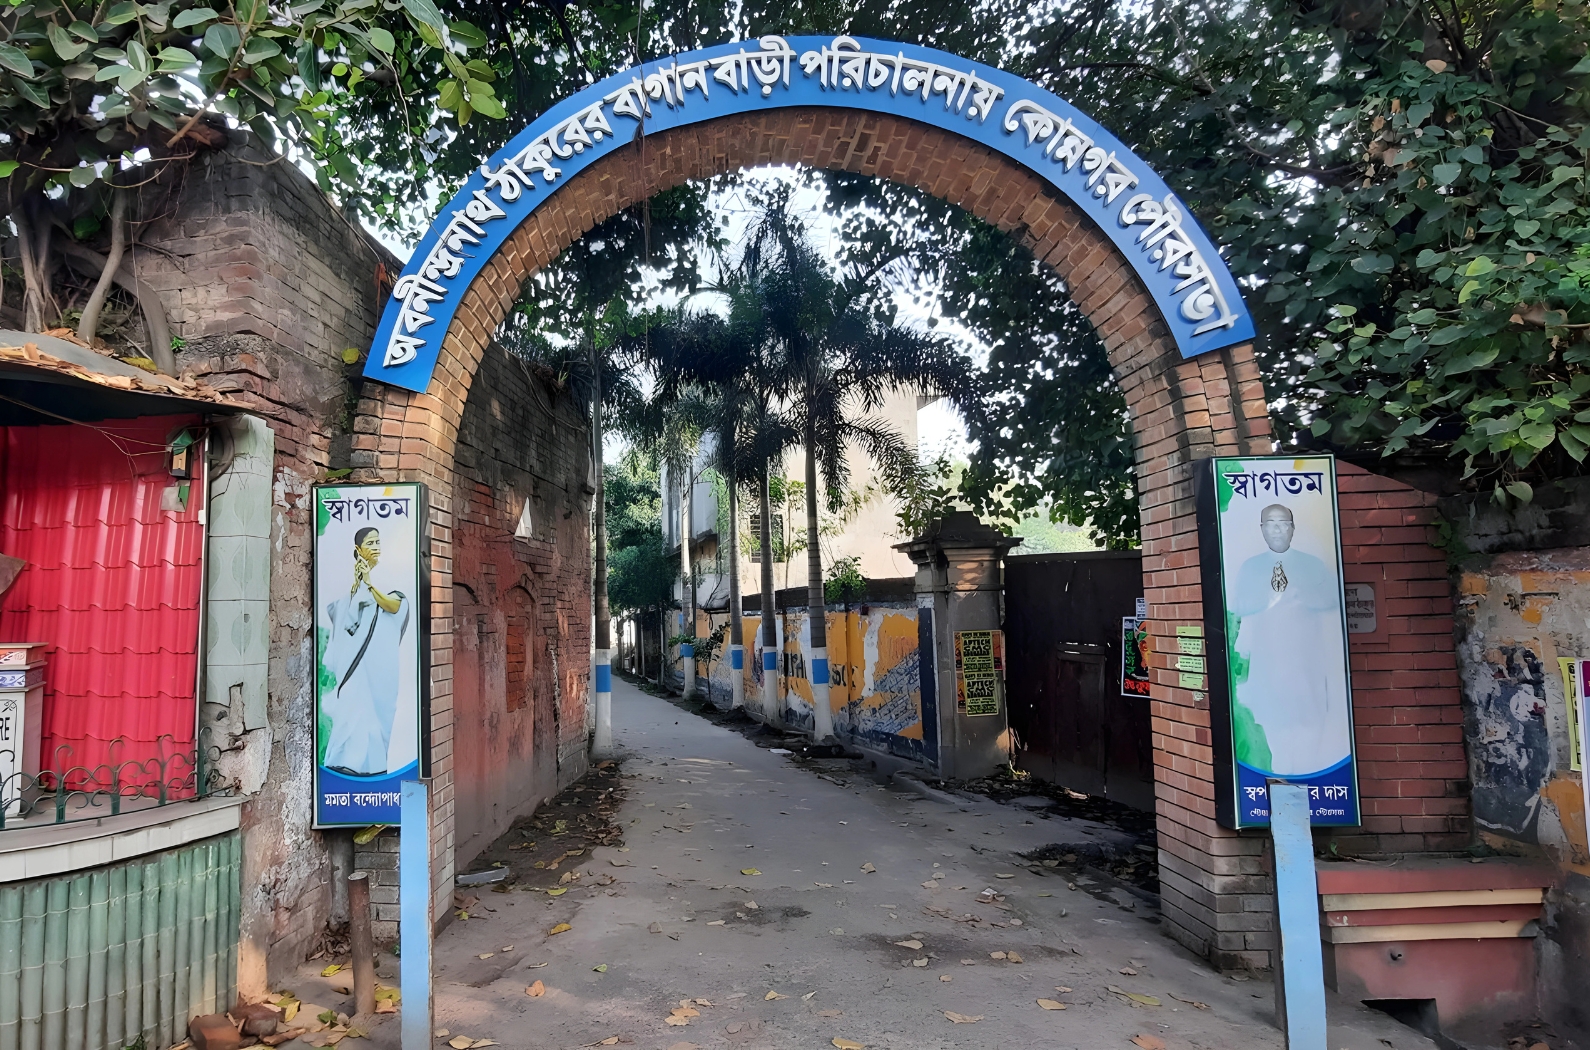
[1121, 617, 1151, 698]
[312, 483, 426, 827]
[1207, 456, 1359, 828]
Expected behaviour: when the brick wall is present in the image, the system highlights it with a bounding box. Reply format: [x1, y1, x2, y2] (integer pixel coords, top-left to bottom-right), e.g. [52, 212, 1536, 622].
[1330, 462, 1470, 855]
[448, 341, 592, 869]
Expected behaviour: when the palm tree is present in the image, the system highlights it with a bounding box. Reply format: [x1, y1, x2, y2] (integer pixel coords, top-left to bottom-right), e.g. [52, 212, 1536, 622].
[745, 199, 977, 742]
[634, 295, 798, 723]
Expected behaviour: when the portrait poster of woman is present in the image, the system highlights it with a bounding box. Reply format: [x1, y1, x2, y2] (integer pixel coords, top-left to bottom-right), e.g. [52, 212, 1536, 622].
[312, 483, 426, 827]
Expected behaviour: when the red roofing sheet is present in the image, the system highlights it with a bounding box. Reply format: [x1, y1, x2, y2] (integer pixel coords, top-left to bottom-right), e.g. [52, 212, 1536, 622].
[0, 417, 204, 792]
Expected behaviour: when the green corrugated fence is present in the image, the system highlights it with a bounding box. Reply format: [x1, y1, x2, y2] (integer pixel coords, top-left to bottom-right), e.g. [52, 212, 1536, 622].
[0, 832, 241, 1050]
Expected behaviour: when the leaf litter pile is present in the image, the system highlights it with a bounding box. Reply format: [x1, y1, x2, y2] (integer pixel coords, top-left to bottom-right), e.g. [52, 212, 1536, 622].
[454, 760, 628, 891]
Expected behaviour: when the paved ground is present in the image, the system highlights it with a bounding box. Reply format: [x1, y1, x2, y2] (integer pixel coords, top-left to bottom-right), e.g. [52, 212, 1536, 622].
[284, 675, 1439, 1050]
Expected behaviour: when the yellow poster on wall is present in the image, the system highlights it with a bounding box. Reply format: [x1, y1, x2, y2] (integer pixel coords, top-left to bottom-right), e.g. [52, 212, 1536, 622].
[955, 630, 1004, 716]
[1559, 658, 1582, 772]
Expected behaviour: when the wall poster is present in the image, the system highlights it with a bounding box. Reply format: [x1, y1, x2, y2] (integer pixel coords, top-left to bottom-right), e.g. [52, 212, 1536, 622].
[313, 483, 428, 827]
[954, 630, 1004, 716]
[1197, 455, 1360, 829]
[1121, 617, 1152, 698]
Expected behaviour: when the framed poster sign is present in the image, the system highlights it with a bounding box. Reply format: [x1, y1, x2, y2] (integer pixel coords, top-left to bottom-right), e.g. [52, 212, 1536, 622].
[313, 483, 429, 828]
[1121, 617, 1151, 698]
[1197, 455, 1360, 829]
[954, 630, 1004, 716]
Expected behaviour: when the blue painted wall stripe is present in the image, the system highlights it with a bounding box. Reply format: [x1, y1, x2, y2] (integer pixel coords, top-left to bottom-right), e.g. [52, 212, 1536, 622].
[763, 650, 778, 671]
[811, 657, 830, 685]
[680, 643, 694, 657]
[594, 663, 612, 692]
[731, 647, 744, 669]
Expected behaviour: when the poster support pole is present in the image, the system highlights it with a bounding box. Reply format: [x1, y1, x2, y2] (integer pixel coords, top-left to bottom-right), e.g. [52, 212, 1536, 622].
[400, 779, 434, 1050]
[1269, 781, 1327, 1050]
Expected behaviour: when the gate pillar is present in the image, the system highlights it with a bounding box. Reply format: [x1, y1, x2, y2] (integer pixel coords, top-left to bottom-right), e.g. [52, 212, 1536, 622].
[897, 512, 1021, 780]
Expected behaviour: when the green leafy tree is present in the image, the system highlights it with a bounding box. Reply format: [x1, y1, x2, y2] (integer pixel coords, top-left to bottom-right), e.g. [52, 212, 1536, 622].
[0, 0, 500, 343]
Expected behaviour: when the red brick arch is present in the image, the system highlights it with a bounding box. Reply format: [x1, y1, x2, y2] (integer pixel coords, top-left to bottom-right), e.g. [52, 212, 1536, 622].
[352, 107, 1277, 966]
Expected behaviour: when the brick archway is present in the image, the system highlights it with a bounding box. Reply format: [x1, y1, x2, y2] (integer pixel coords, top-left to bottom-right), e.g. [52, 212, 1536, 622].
[352, 107, 1275, 965]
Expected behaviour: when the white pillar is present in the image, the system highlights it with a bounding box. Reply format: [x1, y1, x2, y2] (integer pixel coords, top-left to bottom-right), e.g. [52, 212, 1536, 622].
[730, 644, 745, 709]
[761, 646, 779, 723]
[681, 610, 696, 699]
[593, 648, 612, 755]
[399, 780, 433, 1050]
[810, 645, 834, 741]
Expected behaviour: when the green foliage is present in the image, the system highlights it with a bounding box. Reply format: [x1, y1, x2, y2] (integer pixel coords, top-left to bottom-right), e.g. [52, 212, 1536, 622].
[823, 555, 866, 606]
[604, 453, 675, 616]
[0, 0, 498, 203]
[1293, 5, 1590, 497]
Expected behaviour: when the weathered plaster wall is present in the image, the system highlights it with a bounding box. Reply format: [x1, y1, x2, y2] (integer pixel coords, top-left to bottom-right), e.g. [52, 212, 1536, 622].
[135, 143, 396, 991]
[1444, 480, 1590, 1039]
[685, 583, 927, 762]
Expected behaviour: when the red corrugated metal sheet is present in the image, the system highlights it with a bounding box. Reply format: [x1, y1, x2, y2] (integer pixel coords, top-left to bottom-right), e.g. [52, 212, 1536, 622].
[0, 417, 204, 791]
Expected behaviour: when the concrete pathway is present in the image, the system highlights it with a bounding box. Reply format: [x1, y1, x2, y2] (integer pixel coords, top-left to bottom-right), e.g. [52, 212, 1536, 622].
[302, 674, 1439, 1050]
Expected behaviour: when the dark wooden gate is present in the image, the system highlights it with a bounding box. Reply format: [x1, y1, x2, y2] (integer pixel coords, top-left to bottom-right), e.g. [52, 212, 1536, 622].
[1003, 550, 1154, 811]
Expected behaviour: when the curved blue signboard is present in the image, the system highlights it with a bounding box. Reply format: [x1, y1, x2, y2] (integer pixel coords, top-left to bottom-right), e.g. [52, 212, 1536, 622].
[366, 36, 1256, 393]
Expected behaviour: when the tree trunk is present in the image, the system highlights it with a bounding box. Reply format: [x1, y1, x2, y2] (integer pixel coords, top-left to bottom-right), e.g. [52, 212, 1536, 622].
[591, 336, 612, 755]
[60, 241, 176, 373]
[727, 477, 744, 709]
[13, 203, 54, 333]
[76, 188, 129, 345]
[804, 428, 835, 741]
[679, 466, 695, 699]
[759, 469, 780, 726]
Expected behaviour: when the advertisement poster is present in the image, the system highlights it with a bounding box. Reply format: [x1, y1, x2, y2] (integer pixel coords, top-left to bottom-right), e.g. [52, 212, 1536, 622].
[1559, 658, 1582, 772]
[1121, 617, 1152, 698]
[955, 630, 1004, 716]
[1201, 456, 1359, 828]
[313, 483, 427, 827]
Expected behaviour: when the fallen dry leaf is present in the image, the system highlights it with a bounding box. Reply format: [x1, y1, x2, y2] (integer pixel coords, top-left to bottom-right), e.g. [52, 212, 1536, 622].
[832, 1039, 866, 1050]
[802, 992, 816, 1001]
[547, 888, 568, 897]
[548, 923, 572, 936]
[989, 951, 1006, 960]
[1108, 987, 1162, 1007]
[939, 975, 952, 982]
[593, 964, 608, 973]
[893, 940, 923, 950]
[1055, 986, 1073, 993]
[1006, 951, 1024, 964]
[995, 873, 1016, 879]
[741, 869, 762, 876]
[664, 1016, 691, 1027]
[765, 991, 787, 1001]
[1170, 993, 1210, 1010]
[817, 1010, 843, 1018]
[861, 862, 877, 873]
[477, 953, 495, 960]
[1119, 967, 1139, 976]
[1131, 1036, 1166, 1050]
[666, 1043, 698, 1050]
[648, 922, 663, 934]
[1036, 999, 1067, 1011]
[526, 981, 546, 998]
[320, 963, 344, 977]
[706, 920, 726, 927]
[449, 1039, 473, 1050]
[910, 958, 928, 967]
[943, 1012, 983, 1024]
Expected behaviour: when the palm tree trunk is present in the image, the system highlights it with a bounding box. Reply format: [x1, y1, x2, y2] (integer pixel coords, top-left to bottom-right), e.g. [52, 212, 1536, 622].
[759, 469, 781, 726]
[804, 431, 835, 741]
[727, 478, 745, 710]
[679, 466, 696, 699]
[591, 339, 612, 755]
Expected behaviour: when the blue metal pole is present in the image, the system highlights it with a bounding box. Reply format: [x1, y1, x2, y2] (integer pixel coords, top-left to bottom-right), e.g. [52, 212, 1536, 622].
[400, 780, 433, 1050]
[1269, 781, 1327, 1050]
